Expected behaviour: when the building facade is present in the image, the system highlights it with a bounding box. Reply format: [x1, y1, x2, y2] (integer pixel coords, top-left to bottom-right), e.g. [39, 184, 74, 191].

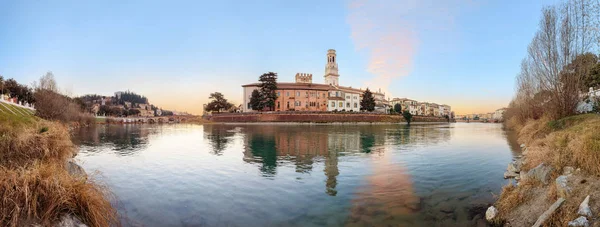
[242, 49, 385, 112]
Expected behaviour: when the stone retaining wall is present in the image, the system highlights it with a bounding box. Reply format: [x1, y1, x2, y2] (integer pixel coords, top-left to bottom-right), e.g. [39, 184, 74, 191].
[210, 113, 449, 123]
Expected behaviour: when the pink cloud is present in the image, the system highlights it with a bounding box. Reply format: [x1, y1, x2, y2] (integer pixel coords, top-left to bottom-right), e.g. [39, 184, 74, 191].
[346, 0, 473, 96]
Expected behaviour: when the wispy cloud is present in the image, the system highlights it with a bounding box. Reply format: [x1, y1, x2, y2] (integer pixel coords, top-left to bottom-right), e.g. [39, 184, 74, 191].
[346, 0, 473, 95]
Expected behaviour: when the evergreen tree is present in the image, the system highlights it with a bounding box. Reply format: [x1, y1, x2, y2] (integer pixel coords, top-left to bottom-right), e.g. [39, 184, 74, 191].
[360, 88, 376, 112]
[402, 111, 413, 125]
[249, 89, 263, 110]
[394, 103, 402, 114]
[258, 72, 278, 111]
[205, 92, 233, 112]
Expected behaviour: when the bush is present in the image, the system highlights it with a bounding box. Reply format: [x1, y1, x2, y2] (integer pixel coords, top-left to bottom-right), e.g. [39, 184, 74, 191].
[39, 127, 49, 134]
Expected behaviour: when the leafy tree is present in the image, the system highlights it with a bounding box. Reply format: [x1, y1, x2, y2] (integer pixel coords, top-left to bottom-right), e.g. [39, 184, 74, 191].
[258, 72, 278, 111]
[394, 103, 402, 114]
[402, 111, 413, 125]
[249, 89, 263, 111]
[205, 92, 233, 112]
[360, 88, 376, 112]
[127, 108, 140, 116]
[443, 115, 450, 122]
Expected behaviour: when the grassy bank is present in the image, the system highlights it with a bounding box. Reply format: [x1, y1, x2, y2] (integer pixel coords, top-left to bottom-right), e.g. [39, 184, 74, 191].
[0, 107, 117, 226]
[495, 114, 600, 226]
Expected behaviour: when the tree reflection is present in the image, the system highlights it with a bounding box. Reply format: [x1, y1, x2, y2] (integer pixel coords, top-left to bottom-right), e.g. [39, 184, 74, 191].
[71, 124, 156, 156]
[203, 124, 237, 155]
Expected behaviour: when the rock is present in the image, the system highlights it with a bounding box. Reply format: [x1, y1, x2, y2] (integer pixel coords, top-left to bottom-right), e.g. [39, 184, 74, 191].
[485, 206, 497, 221]
[56, 214, 87, 227]
[507, 161, 521, 173]
[526, 163, 553, 185]
[564, 166, 575, 175]
[578, 195, 592, 217]
[520, 144, 526, 148]
[555, 175, 571, 198]
[504, 170, 519, 179]
[65, 160, 87, 179]
[520, 171, 528, 181]
[568, 216, 589, 227]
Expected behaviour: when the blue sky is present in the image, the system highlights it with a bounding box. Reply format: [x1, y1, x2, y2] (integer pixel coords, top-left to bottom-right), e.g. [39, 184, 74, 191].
[0, 0, 558, 114]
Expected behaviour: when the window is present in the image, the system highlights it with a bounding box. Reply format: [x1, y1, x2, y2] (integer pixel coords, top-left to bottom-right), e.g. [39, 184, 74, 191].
[347, 102, 350, 108]
[248, 103, 251, 109]
[323, 94, 326, 98]
[286, 92, 289, 96]
[346, 96, 350, 99]
[339, 102, 343, 108]
[277, 92, 280, 97]
[277, 102, 280, 108]
[287, 102, 290, 108]
[354, 103, 358, 108]
[331, 102, 335, 107]
[296, 92, 300, 97]
[336, 91, 339, 97]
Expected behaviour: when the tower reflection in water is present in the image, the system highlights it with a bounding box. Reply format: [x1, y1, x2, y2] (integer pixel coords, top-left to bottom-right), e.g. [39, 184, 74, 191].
[202, 124, 450, 202]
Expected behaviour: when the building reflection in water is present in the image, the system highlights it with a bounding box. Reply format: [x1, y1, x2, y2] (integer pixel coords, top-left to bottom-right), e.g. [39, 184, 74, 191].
[72, 124, 160, 156]
[201, 124, 452, 201]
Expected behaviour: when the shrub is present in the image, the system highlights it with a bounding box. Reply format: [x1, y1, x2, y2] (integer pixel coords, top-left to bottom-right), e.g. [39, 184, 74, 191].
[39, 127, 49, 134]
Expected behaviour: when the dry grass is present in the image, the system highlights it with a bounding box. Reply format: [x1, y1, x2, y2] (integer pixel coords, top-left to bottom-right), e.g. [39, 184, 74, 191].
[515, 114, 600, 176]
[0, 163, 118, 227]
[496, 179, 540, 215]
[0, 119, 74, 169]
[497, 114, 600, 226]
[0, 111, 119, 226]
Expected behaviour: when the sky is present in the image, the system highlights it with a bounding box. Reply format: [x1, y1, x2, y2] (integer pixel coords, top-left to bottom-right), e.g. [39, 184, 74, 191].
[0, 0, 561, 115]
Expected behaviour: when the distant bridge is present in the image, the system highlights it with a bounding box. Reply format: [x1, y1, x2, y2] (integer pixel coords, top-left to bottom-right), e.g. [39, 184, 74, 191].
[96, 115, 195, 124]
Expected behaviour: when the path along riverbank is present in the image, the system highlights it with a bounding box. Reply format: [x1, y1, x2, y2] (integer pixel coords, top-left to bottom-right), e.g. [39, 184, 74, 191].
[486, 114, 600, 226]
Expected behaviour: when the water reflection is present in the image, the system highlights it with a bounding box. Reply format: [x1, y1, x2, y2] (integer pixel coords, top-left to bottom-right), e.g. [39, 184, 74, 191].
[72, 124, 159, 156]
[202, 124, 237, 155]
[72, 123, 512, 227]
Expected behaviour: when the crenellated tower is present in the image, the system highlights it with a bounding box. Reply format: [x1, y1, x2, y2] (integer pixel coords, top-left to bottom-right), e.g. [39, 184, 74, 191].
[295, 73, 313, 83]
[324, 49, 339, 86]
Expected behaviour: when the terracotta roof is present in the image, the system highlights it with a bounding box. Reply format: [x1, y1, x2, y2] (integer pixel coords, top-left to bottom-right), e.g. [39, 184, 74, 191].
[242, 82, 385, 95]
[242, 82, 331, 91]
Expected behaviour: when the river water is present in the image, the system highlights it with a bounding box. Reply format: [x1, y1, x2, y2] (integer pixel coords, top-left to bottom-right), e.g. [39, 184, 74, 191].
[71, 123, 521, 227]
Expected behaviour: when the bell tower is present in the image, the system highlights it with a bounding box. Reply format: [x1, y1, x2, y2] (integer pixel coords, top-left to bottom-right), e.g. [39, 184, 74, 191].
[324, 49, 339, 86]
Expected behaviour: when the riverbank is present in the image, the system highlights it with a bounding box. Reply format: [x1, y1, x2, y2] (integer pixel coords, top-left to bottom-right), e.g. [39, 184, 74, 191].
[209, 112, 451, 123]
[0, 108, 117, 226]
[489, 114, 600, 226]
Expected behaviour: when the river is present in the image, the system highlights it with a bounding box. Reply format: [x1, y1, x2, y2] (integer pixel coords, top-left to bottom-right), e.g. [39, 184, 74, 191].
[71, 123, 521, 227]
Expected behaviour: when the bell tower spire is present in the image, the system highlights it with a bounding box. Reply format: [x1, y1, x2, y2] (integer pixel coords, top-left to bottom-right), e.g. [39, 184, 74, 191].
[324, 49, 339, 86]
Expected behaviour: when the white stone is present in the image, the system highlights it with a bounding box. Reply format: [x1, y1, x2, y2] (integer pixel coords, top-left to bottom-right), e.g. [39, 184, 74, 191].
[578, 195, 592, 217]
[485, 206, 498, 221]
[56, 214, 87, 227]
[564, 166, 575, 175]
[568, 216, 589, 227]
[555, 175, 571, 198]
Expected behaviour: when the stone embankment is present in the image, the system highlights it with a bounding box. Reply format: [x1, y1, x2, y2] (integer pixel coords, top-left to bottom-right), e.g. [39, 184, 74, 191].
[209, 112, 451, 123]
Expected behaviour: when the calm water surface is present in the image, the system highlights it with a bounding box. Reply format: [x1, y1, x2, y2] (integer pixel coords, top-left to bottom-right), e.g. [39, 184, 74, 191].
[72, 123, 521, 227]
